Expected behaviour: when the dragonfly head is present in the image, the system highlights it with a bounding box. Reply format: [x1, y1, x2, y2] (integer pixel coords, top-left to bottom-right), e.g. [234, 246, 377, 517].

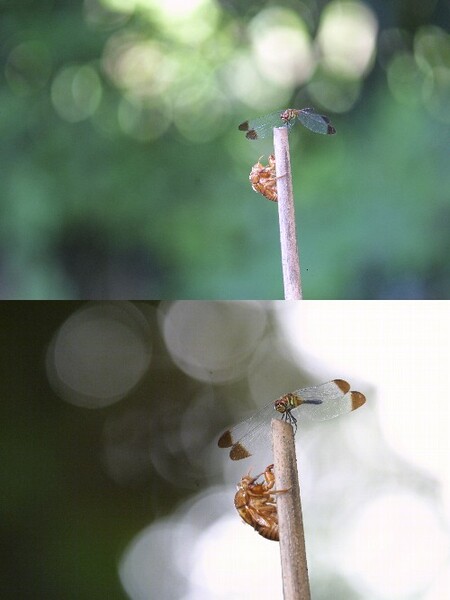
[274, 395, 289, 414]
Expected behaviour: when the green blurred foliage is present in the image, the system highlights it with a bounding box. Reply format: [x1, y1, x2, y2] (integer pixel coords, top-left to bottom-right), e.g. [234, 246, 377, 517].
[0, 0, 449, 298]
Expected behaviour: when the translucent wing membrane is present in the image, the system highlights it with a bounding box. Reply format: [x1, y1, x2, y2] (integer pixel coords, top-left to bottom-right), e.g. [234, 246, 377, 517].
[238, 111, 294, 140]
[293, 386, 365, 421]
[218, 402, 275, 460]
[238, 107, 336, 140]
[218, 379, 365, 460]
[296, 108, 336, 135]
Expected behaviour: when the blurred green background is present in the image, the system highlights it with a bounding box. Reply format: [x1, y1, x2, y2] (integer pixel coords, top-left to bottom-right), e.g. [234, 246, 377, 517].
[1, 0, 449, 298]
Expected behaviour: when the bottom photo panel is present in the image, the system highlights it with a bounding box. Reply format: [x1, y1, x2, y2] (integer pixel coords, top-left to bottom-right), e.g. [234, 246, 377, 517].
[2, 301, 449, 600]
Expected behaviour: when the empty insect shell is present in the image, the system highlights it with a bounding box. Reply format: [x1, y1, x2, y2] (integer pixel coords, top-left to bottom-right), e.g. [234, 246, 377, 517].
[249, 154, 278, 202]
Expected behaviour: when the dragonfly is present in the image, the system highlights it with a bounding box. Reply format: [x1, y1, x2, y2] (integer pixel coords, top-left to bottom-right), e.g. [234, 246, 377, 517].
[218, 379, 365, 460]
[238, 107, 336, 140]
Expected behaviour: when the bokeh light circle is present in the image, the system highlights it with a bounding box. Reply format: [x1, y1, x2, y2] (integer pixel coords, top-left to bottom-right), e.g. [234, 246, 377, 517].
[46, 302, 152, 408]
[159, 301, 267, 383]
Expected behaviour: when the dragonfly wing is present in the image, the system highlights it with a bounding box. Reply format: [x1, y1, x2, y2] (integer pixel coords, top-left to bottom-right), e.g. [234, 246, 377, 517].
[292, 379, 365, 421]
[296, 108, 336, 135]
[239, 110, 291, 140]
[293, 379, 350, 402]
[218, 402, 276, 460]
[218, 380, 365, 459]
[298, 390, 365, 421]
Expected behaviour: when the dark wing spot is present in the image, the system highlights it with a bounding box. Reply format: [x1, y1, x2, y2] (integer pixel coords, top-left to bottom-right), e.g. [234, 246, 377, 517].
[238, 120, 250, 131]
[334, 379, 350, 394]
[350, 391, 366, 410]
[320, 115, 336, 135]
[230, 443, 251, 460]
[218, 430, 233, 448]
[246, 130, 258, 140]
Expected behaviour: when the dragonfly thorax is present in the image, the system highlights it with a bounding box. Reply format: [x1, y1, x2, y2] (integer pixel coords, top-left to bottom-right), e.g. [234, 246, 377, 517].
[280, 109, 298, 124]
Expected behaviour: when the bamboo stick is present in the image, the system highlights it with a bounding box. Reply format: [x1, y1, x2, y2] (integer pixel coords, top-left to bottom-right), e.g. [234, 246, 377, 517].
[272, 418, 311, 600]
[273, 126, 302, 300]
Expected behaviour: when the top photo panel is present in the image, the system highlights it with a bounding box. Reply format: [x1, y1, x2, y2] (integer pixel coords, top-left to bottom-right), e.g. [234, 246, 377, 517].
[2, 1, 448, 299]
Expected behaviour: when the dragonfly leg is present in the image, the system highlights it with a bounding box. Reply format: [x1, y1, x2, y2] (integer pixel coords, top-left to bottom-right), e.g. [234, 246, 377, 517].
[281, 408, 298, 434]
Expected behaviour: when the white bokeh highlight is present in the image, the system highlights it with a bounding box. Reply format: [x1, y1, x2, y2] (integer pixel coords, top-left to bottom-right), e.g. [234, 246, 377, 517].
[46, 302, 152, 408]
[338, 492, 449, 598]
[159, 301, 267, 383]
[317, 1, 378, 78]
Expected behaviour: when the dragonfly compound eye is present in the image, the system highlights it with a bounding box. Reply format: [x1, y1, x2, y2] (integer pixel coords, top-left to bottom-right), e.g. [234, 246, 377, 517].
[274, 397, 288, 414]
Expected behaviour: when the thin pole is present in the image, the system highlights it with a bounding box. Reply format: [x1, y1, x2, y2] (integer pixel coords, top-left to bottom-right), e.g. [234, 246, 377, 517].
[272, 418, 311, 600]
[273, 126, 302, 300]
